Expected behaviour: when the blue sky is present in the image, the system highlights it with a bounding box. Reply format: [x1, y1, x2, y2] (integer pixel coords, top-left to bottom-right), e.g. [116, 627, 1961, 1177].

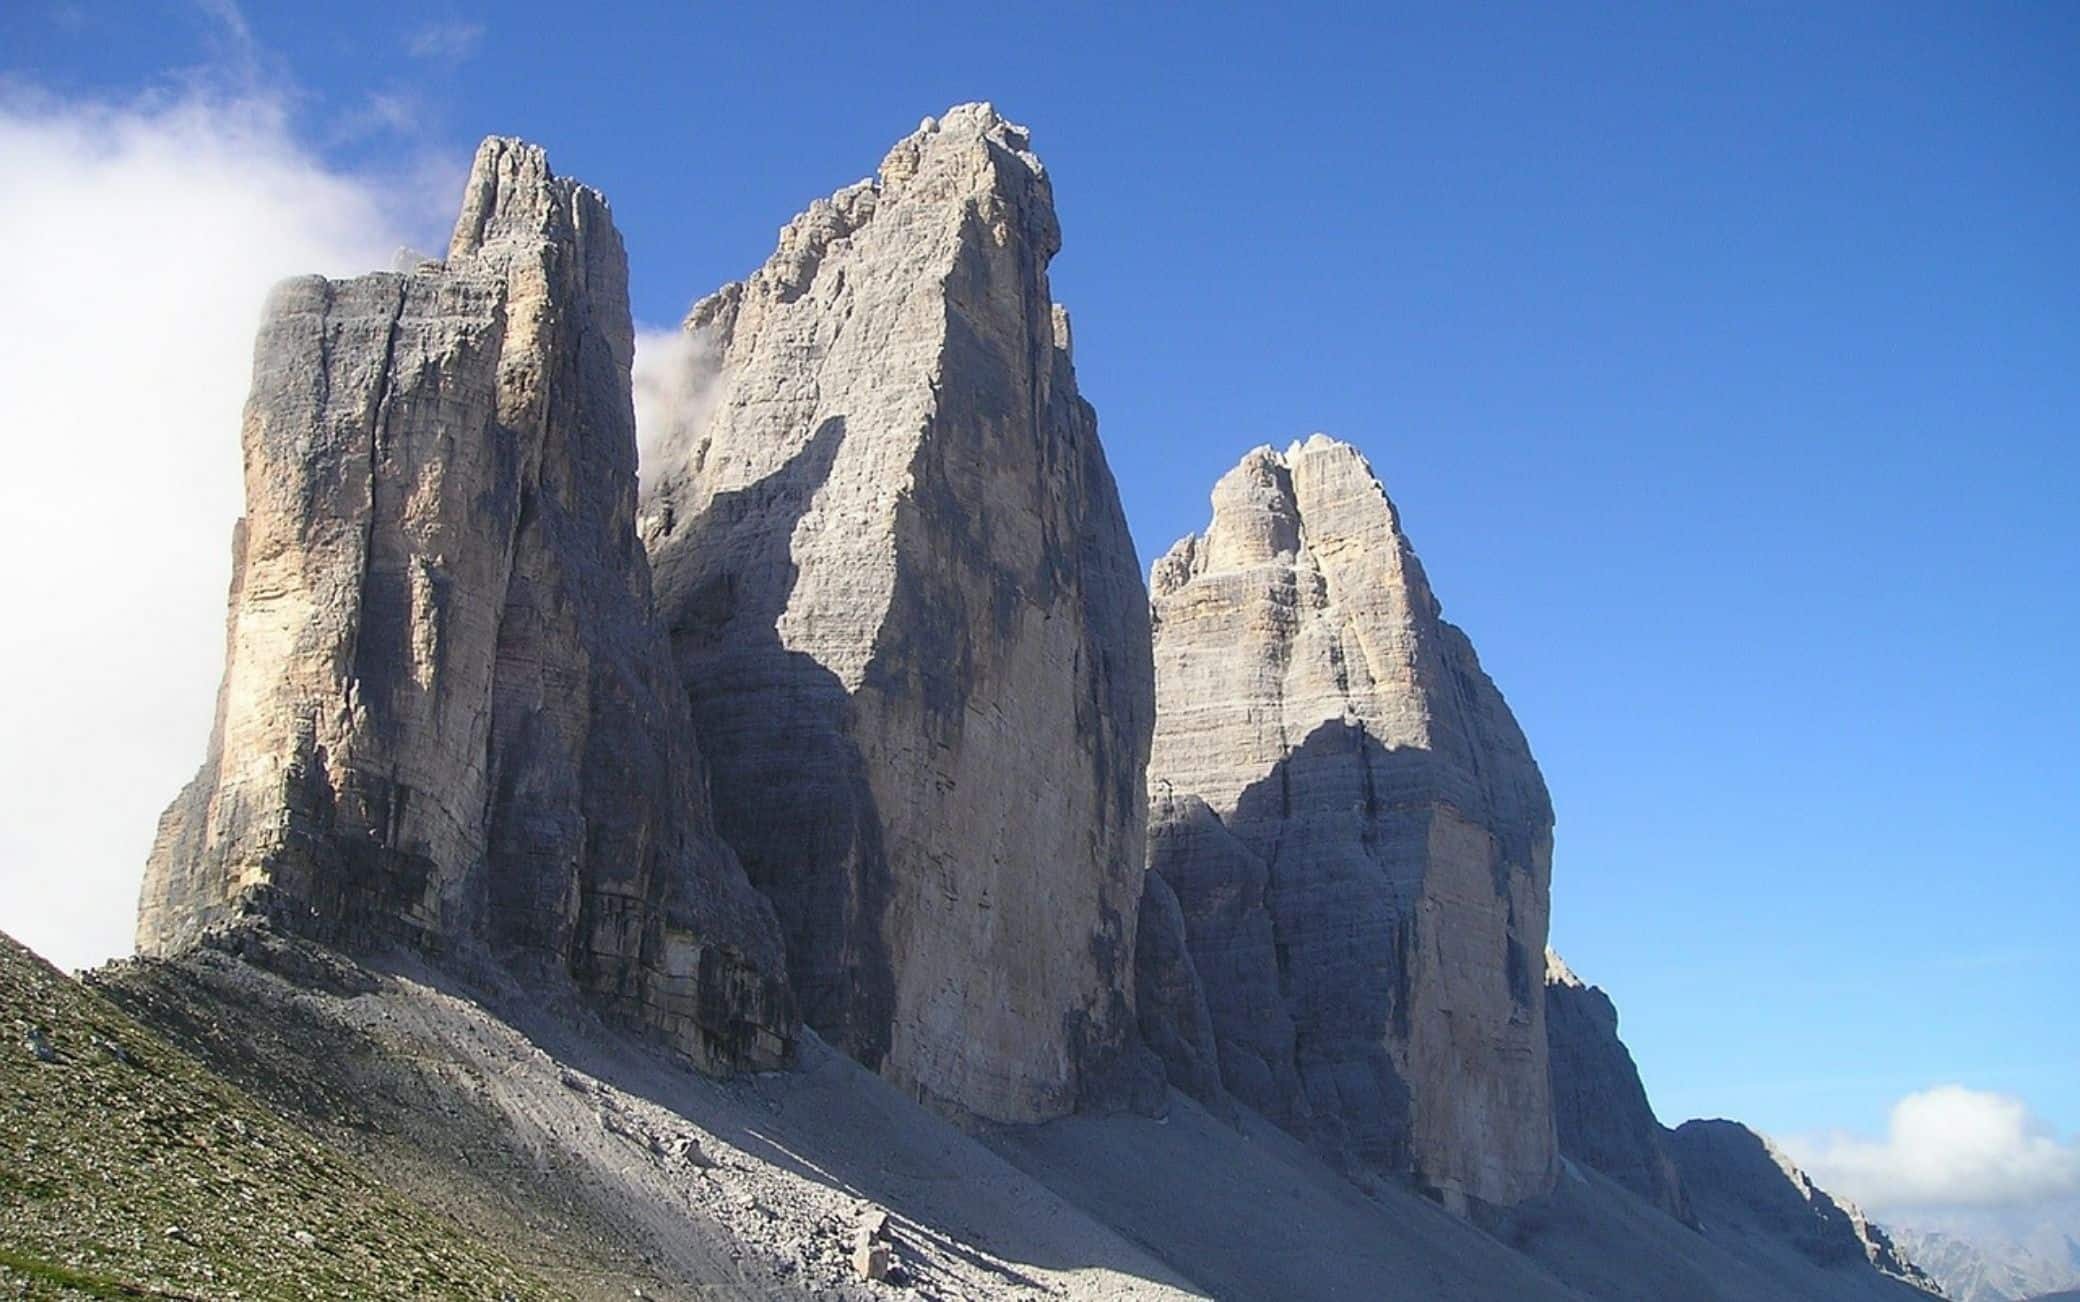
[4, 1, 2074, 1210]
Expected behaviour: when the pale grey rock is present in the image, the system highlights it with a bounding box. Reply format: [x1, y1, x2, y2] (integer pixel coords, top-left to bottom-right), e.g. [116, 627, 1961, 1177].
[852, 1237, 891, 1282]
[1544, 948, 1694, 1224]
[135, 137, 793, 1073]
[640, 104, 1157, 1124]
[1141, 435, 1556, 1208]
[1890, 1227, 2033, 1302]
[1672, 1119, 1940, 1293]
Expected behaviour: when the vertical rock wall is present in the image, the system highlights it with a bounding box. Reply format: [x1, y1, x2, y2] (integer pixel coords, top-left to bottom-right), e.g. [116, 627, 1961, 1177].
[1140, 435, 1557, 1207]
[640, 105, 1156, 1124]
[136, 138, 793, 1073]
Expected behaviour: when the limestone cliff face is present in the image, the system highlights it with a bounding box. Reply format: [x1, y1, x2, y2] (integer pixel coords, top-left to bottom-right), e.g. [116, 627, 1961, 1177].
[1671, 1120, 1939, 1293]
[1139, 435, 1556, 1208]
[136, 138, 793, 1073]
[640, 104, 1157, 1124]
[1543, 949, 1693, 1223]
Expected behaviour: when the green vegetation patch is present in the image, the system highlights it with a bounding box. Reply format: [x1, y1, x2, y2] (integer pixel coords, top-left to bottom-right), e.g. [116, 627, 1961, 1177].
[0, 932, 554, 1300]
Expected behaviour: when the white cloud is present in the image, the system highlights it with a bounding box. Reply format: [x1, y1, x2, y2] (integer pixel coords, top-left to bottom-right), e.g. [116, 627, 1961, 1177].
[632, 326, 723, 482]
[1780, 1086, 2080, 1212]
[335, 90, 421, 141]
[0, 85, 420, 971]
[193, 0, 257, 57]
[406, 21, 485, 61]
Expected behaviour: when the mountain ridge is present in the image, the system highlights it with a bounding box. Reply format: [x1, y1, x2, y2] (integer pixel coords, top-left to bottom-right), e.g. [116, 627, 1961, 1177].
[33, 104, 1944, 1300]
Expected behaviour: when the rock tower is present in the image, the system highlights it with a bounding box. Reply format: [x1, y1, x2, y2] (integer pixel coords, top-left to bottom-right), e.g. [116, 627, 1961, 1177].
[640, 105, 1157, 1123]
[137, 138, 792, 1072]
[1139, 435, 1557, 1207]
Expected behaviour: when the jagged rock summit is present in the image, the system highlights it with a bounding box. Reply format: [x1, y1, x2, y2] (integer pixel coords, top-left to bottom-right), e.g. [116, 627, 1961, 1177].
[639, 103, 1158, 1124]
[135, 136, 792, 1073]
[1671, 1118, 1940, 1294]
[1541, 948, 1943, 1297]
[1137, 434, 1558, 1209]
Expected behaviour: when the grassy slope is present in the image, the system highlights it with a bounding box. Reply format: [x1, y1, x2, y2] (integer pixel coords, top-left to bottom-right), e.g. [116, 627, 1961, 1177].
[0, 931, 553, 1301]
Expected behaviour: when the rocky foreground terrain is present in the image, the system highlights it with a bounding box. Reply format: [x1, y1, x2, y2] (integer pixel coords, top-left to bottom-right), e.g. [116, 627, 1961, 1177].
[7, 104, 1947, 1299]
[6, 925, 1942, 1301]
[0, 932, 550, 1299]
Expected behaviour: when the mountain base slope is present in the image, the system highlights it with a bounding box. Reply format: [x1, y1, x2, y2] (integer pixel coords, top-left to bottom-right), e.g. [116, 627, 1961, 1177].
[0, 930, 552, 1300]
[61, 930, 1945, 1301]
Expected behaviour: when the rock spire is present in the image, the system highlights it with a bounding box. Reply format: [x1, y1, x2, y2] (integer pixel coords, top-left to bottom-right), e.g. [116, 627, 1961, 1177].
[640, 104, 1158, 1123]
[136, 137, 793, 1072]
[1138, 435, 1557, 1208]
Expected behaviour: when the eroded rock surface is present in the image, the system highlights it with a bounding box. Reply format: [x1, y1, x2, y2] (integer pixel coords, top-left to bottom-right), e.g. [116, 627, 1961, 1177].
[640, 104, 1156, 1123]
[1139, 435, 1556, 1208]
[1543, 948, 1694, 1223]
[136, 137, 792, 1073]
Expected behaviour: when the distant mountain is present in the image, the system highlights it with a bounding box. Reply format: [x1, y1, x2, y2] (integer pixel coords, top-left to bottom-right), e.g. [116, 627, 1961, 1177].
[1887, 1203, 2080, 1302]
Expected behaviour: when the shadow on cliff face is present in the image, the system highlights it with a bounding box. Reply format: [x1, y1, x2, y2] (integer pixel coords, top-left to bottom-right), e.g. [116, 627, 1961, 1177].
[1668, 1121, 1895, 1271]
[655, 417, 899, 1071]
[1226, 718, 1421, 1177]
[1152, 718, 1545, 1193]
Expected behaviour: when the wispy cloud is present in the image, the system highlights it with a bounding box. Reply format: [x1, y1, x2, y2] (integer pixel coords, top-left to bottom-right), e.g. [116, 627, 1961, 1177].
[1779, 1085, 2080, 1212]
[632, 326, 724, 483]
[406, 20, 485, 61]
[192, 0, 254, 52]
[188, 0, 271, 88]
[332, 89, 421, 142]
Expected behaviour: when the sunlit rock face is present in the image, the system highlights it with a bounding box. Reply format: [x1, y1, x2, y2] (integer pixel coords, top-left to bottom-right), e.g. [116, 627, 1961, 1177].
[1138, 435, 1557, 1208]
[1544, 948, 1694, 1223]
[136, 137, 793, 1074]
[640, 104, 1158, 1124]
